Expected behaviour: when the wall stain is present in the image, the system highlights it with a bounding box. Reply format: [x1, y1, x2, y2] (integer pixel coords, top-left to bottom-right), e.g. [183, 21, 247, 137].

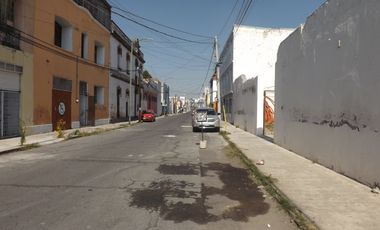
[294, 112, 372, 132]
[129, 163, 269, 224]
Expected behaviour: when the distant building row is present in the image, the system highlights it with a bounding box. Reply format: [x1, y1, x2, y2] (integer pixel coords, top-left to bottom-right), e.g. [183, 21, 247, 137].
[0, 0, 170, 138]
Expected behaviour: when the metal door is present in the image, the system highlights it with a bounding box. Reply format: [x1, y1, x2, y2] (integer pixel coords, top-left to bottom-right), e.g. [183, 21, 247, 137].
[0, 90, 20, 138]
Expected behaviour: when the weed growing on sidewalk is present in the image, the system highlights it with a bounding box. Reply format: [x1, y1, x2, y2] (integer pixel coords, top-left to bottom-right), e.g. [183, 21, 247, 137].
[13, 143, 40, 153]
[19, 120, 27, 146]
[220, 132, 319, 230]
[56, 119, 66, 138]
[66, 123, 137, 140]
[66, 129, 103, 140]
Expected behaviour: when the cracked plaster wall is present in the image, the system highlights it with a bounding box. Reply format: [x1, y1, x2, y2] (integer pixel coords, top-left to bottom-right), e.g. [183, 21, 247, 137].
[275, 0, 380, 186]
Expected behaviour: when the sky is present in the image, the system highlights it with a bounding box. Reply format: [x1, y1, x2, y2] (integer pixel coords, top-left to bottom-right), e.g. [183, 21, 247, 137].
[110, 0, 326, 98]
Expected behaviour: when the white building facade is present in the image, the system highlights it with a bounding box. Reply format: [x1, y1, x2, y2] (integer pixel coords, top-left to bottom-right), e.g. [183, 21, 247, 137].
[109, 21, 144, 122]
[275, 0, 380, 186]
[220, 25, 293, 134]
[161, 83, 169, 115]
[209, 73, 218, 110]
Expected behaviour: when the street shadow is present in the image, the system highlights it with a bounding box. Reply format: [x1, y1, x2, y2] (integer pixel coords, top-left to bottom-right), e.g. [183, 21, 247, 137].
[129, 163, 269, 224]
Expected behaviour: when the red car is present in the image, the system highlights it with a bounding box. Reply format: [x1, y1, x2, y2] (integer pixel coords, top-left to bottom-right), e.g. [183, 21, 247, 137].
[142, 111, 156, 122]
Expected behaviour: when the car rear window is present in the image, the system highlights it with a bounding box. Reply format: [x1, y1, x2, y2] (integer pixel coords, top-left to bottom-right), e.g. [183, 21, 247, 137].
[196, 109, 216, 115]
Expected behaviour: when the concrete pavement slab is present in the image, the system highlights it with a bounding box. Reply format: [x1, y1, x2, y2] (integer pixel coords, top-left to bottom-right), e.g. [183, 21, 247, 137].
[224, 123, 380, 230]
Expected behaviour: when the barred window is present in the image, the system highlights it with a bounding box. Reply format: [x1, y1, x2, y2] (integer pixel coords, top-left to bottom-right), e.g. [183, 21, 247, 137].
[0, 0, 15, 23]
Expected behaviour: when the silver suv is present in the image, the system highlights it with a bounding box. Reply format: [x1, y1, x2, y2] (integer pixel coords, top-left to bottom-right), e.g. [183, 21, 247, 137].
[192, 108, 220, 132]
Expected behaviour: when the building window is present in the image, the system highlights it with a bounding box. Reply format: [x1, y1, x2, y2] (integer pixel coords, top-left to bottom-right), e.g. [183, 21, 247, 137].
[94, 42, 104, 65]
[81, 33, 88, 59]
[54, 16, 72, 51]
[54, 22, 62, 47]
[126, 53, 131, 74]
[135, 59, 138, 69]
[0, 0, 15, 24]
[117, 46, 122, 70]
[94, 86, 104, 105]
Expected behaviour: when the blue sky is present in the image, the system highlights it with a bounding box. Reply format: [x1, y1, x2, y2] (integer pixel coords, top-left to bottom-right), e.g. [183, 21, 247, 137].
[110, 0, 326, 98]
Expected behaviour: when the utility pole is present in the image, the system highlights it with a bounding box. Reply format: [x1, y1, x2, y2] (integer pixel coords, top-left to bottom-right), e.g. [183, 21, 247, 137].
[128, 39, 134, 124]
[215, 36, 221, 117]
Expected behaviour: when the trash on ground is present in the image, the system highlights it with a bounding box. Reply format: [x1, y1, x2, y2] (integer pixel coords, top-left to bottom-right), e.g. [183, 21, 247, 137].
[256, 160, 265, 165]
[371, 187, 380, 194]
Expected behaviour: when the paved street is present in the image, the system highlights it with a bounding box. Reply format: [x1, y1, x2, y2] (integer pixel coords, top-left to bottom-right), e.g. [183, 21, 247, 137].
[0, 114, 296, 230]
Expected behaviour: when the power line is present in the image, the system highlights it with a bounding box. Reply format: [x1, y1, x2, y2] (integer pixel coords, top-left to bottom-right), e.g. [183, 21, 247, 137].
[112, 11, 213, 45]
[218, 0, 240, 37]
[235, 0, 255, 33]
[199, 47, 215, 95]
[0, 23, 147, 79]
[234, 0, 249, 25]
[112, 5, 213, 40]
[71, 0, 212, 44]
[238, 0, 254, 25]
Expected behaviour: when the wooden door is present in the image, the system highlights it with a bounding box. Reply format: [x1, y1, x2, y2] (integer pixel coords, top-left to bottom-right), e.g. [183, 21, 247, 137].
[52, 89, 71, 131]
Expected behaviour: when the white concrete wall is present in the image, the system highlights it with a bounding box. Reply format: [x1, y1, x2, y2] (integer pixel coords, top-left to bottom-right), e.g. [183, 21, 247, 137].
[234, 26, 293, 134]
[275, 0, 380, 186]
[233, 75, 258, 133]
[220, 26, 293, 134]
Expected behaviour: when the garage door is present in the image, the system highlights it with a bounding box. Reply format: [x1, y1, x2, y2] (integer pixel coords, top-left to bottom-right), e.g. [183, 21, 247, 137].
[0, 70, 20, 138]
[0, 90, 20, 138]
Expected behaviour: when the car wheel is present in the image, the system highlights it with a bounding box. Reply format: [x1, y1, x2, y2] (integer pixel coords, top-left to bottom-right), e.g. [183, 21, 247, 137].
[215, 127, 220, 132]
[192, 127, 197, 132]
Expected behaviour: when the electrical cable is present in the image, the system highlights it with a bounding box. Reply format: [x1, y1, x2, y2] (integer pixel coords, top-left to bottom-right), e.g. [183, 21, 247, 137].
[234, 0, 249, 25]
[199, 47, 215, 95]
[235, 0, 255, 33]
[112, 11, 213, 45]
[0, 22, 145, 78]
[217, 0, 240, 37]
[112, 5, 213, 39]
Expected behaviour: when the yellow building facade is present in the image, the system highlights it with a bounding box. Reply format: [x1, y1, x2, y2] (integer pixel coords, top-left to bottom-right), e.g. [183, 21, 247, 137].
[27, 0, 111, 133]
[0, 0, 34, 138]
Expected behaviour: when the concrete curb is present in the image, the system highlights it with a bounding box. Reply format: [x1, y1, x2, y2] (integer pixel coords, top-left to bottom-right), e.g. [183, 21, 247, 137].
[0, 117, 152, 155]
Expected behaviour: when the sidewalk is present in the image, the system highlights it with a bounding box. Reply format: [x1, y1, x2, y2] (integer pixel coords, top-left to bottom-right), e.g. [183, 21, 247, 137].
[0, 120, 140, 154]
[0, 114, 176, 154]
[224, 123, 380, 230]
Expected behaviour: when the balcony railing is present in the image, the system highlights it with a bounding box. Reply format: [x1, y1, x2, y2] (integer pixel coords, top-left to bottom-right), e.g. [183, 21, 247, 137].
[73, 0, 111, 30]
[0, 23, 20, 50]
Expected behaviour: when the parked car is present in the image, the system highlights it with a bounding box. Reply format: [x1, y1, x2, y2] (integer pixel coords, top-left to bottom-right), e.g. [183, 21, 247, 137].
[142, 111, 156, 122]
[192, 108, 220, 132]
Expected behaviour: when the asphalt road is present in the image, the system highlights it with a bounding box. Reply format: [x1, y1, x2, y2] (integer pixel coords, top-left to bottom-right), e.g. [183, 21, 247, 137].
[0, 113, 297, 230]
